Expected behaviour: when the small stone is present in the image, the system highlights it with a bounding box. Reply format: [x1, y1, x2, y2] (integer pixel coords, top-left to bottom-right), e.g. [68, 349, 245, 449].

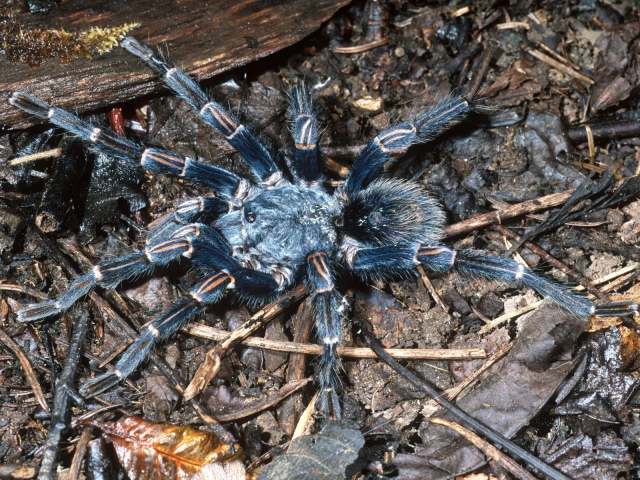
[394, 47, 405, 57]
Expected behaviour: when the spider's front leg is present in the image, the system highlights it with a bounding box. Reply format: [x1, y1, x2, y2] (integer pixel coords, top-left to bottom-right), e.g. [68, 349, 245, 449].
[121, 37, 280, 183]
[306, 251, 345, 418]
[9, 93, 247, 201]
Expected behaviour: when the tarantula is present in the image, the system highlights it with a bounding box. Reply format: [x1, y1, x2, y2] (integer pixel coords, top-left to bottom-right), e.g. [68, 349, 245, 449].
[9, 37, 637, 417]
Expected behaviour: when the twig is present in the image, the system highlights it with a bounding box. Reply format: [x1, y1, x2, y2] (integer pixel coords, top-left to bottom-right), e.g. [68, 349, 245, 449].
[491, 225, 608, 301]
[567, 121, 640, 144]
[443, 190, 575, 238]
[183, 323, 485, 360]
[278, 302, 315, 436]
[291, 392, 318, 442]
[8, 148, 63, 166]
[0, 283, 50, 301]
[38, 310, 90, 480]
[333, 38, 389, 54]
[496, 21, 530, 30]
[183, 286, 307, 400]
[526, 48, 594, 86]
[429, 417, 540, 480]
[358, 321, 570, 480]
[0, 326, 48, 412]
[215, 378, 312, 422]
[422, 342, 512, 418]
[416, 265, 449, 312]
[467, 44, 495, 98]
[68, 427, 92, 480]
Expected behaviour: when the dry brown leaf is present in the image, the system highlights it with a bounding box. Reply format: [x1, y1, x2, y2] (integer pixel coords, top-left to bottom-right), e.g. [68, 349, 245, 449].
[96, 416, 247, 480]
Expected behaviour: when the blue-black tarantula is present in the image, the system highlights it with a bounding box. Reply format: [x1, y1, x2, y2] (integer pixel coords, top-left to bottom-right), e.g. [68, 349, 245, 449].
[10, 37, 638, 417]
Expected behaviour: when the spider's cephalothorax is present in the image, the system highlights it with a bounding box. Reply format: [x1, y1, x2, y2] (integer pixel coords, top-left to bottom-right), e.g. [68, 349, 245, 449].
[10, 37, 637, 418]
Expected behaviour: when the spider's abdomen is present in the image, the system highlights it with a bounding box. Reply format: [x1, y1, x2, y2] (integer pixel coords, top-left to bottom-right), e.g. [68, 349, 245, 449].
[343, 178, 444, 248]
[217, 183, 341, 278]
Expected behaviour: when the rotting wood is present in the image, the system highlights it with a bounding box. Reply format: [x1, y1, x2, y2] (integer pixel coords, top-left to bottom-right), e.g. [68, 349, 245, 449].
[1, 0, 351, 130]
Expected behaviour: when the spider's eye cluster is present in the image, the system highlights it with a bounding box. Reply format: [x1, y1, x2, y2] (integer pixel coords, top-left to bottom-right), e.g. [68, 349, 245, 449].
[244, 209, 256, 223]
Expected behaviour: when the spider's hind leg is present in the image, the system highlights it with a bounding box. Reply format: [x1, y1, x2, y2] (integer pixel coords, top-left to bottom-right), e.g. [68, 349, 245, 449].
[417, 246, 639, 318]
[80, 271, 233, 397]
[17, 223, 220, 323]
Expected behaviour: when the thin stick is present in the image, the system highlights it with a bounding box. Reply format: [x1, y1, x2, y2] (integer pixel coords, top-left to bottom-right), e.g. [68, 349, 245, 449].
[68, 427, 92, 480]
[496, 21, 530, 30]
[417, 265, 449, 312]
[183, 324, 485, 360]
[8, 148, 63, 166]
[358, 321, 570, 480]
[291, 392, 318, 442]
[215, 378, 312, 422]
[526, 48, 594, 86]
[0, 326, 48, 412]
[0, 283, 50, 301]
[38, 310, 90, 480]
[443, 190, 575, 238]
[430, 417, 540, 480]
[333, 38, 389, 54]
[422, 342, 512, 418]
[183, 286, 307, 400]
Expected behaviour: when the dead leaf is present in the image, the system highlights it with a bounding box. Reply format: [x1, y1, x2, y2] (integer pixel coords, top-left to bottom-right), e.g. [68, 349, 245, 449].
[95, 416, 246, 480]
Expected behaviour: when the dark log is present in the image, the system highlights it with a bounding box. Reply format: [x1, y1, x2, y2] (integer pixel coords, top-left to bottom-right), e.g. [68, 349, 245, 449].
[1, 0, 350, 130]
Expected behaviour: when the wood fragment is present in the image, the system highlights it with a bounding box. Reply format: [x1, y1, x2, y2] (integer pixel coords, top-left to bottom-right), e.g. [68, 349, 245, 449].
[278, 302, 315, 437]
[417, 265, 449, 313]
[38, 310, 90, 480]
[0, 464, 36, 479]
[429, 417, 540, 480]
[443, 190, 575, 238]
[333, 38, 389, 54]
[2, 0, 351, 130]
[291, 393, 318, 442]
[215, 378, 312, 422]
[8, 148, 63, 166]
[422, 343, 512, 418]
[0, 283, 50, 301]
[0, 326, 48, 412]
[526, 48, 594, 86]
[68, 428, 92, 480]
[183, 286, 307, 400]
[183, 323, 486, 360]
[496, 21, 530, 30]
